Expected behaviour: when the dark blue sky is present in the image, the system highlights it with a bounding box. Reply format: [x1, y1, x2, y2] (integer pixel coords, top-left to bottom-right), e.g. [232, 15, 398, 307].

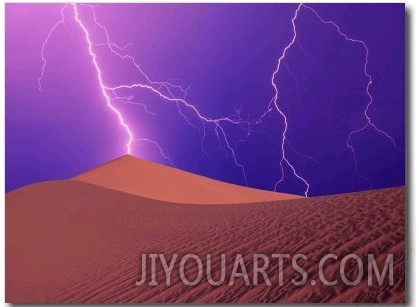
[6, 3, 405, 196]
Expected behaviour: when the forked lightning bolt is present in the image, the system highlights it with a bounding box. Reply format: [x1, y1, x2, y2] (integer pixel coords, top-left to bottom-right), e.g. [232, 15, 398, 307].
[38, 3, 401, 196]
[38, 4, 67, 92]
[268, 4, 310, 196]
[39, 3, 249, 186]
[262, 4, 402, 195]
[72, 4, 134, 155]
[301, 4, 403, 188]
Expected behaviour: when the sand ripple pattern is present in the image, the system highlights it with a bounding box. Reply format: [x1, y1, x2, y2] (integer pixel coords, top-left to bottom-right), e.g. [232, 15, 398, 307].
[6, 181, 404, 303]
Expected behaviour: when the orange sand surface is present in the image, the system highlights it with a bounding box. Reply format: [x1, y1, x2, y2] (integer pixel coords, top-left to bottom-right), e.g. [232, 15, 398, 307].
[6, 174, 404, 302]
[74, 155, 301, 204]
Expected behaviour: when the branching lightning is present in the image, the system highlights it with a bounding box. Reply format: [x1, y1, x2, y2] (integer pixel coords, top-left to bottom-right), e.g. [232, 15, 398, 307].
[38, 4, 68, 92]
[301, 4, 403, 188]
[39, 3, 250, 186]
[267, 4, 311, 196]
[38, 3, 402, 196]
[72, 4, 134, 155]
[136, 138, 176, 168]
[257, 3, 402, 195]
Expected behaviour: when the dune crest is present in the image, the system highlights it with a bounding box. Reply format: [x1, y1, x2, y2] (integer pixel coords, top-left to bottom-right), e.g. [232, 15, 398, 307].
[73, 155, 301, 204]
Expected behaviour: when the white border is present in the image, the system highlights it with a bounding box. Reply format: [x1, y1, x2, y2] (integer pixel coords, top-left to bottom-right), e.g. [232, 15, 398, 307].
[1, 0, 5, 305]
[1, 1, 416, 306]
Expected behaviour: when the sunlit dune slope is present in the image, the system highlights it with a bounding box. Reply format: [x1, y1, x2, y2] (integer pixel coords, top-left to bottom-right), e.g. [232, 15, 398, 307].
[73, 155, 301, 204]
[6, 180, 404, 303]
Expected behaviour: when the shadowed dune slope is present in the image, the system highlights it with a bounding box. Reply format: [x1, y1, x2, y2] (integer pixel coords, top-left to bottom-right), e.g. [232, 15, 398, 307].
[73, 155, 301, 204]
[6, 181, 404, 303]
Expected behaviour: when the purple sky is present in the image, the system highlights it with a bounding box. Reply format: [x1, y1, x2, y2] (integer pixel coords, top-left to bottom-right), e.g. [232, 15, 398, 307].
[6, 3, 405, 196]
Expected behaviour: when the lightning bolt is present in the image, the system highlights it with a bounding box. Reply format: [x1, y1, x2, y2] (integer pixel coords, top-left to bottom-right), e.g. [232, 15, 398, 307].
[38, 3, 402, 196]
[38, 4, 67, 92]
[267, 4, 311, 196]
[301, 4, 403, 188]
[262, 4, 402, 195]
[71, 4, 134, 155]
[136, 138, 176, 167]
[39, 3, 250, 186]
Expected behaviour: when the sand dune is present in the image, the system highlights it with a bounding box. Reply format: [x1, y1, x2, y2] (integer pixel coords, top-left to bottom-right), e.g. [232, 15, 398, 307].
[6, 178, 404, 303]
[73, 155, 301, 204]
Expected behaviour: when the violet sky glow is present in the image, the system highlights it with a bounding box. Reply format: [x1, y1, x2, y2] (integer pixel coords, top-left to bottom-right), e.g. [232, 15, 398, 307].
[6, 3, 405, 196]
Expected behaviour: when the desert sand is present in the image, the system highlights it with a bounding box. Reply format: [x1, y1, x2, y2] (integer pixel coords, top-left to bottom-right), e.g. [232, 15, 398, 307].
[6, 157, 404, 303]
[74, 155, 301, 204]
